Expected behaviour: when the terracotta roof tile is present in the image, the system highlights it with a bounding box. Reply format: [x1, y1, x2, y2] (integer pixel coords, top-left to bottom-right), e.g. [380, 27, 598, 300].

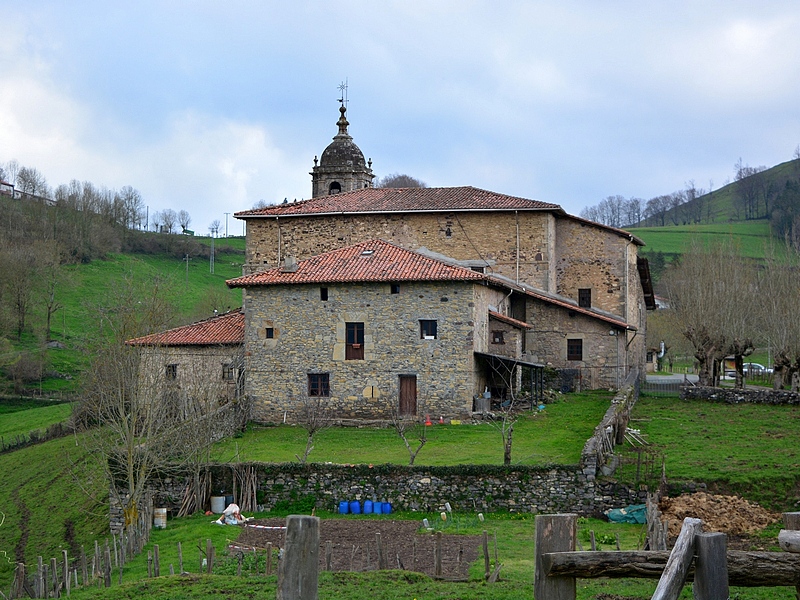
[227, 239, 486, 287]
[125, 309, 244, 346]
[234, 186, 560, 218]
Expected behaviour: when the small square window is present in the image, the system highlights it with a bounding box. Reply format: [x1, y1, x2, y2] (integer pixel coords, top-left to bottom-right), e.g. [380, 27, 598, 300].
[567, 339, 583, 361]
[265, 327, 274, 339]
[420, 320, 438, 339]
[165, 364, 178, 379]
[308, 373, 330, 397]
[222, 363, 234, 381]
[320, 287, 328, 301]
[491, 330, 505, 344]
[578, 288, 591, 308]
[390, 284, 400, 294]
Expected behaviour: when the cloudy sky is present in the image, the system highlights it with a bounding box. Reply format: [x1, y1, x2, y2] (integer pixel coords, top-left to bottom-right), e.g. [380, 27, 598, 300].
[2, 1, 799, 235]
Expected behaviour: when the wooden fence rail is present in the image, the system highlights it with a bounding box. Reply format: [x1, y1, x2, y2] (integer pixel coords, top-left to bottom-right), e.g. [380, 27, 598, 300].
[535, 512, 800, 600]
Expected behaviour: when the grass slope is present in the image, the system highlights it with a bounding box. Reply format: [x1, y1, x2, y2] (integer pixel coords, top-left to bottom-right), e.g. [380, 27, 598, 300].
[5, 248, 245, 395]
[0, 397, 72, 440]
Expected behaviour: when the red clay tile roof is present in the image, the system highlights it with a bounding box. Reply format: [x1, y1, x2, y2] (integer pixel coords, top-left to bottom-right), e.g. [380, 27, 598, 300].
[508, 283, 633, 330]
[227, 239, 486, 287]
[125, 309, 244, 346]
[234, 186, 560, 218]
[488, 310, 532, 329]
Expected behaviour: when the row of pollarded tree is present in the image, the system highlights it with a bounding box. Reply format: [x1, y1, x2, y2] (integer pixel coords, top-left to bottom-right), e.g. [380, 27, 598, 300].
[657, 237, 800, 390]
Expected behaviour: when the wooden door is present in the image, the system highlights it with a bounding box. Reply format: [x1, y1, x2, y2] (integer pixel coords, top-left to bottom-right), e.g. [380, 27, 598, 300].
[399, 375, 417, 416]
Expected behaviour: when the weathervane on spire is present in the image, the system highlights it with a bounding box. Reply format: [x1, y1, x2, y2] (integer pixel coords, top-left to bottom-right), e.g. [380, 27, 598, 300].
[338, 79, 349, 108]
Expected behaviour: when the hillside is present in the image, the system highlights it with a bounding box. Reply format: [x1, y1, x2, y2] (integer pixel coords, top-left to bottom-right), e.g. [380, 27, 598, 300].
[1, 240, 245, 395]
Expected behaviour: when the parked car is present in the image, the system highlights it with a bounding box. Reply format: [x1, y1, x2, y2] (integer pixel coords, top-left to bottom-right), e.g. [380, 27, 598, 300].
[743, 362, 773, 376]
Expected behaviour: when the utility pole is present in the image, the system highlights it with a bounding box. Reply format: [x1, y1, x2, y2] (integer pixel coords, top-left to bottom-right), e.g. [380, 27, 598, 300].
[224, 213, 230, 238]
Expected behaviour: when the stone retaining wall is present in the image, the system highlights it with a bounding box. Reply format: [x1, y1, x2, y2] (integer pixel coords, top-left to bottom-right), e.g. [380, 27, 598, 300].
[147, 462, 646, 520]
[681, 385, 800, 405]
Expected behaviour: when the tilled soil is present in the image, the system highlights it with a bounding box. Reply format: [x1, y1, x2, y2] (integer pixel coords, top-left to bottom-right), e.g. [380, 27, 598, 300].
[235, 518, 482, 579]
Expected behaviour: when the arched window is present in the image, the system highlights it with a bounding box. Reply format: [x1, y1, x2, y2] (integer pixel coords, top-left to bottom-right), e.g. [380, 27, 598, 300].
[329, 181, 341, 194]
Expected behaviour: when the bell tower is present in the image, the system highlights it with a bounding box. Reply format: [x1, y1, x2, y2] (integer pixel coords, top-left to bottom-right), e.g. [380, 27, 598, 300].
[311, 93, 374, 198]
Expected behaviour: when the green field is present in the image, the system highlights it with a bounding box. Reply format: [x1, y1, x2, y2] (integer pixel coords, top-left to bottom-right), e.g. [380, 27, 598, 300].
[0, 397, 72, 440]
[635, 220, 780, 259]
[211, 392, 610, 466]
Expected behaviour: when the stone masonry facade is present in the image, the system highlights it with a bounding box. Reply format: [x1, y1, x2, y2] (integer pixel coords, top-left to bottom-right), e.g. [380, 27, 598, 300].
[244, 279, 511, 422]
[242, 210, 646, 388]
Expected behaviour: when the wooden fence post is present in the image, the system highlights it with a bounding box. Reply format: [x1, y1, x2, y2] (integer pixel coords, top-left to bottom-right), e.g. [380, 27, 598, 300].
[154, 544, 160, 577]
[784, 512, 800, 600]
[482, 530, 490, 579]
[277, 515, 319, 600]
[376, 533, 386, 570]
[534, 514, 577, 600]
[693, 532, 728, 600]
[651, 517, 702, 600]
[434, 531, 442, 577]
[266, 542, 273, 576]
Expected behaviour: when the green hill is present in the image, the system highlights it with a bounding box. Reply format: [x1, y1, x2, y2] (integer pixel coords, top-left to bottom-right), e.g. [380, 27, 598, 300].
[1, 244, 245, 396]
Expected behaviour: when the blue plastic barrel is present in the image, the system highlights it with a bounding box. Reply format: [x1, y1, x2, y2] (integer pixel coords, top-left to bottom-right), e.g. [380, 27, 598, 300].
[349, 500, 361, 514]
[382, 502, 392, 514]
[338, 501, 349, 514]
[363, 500, 373, 514]
[225, 494, 234, 507]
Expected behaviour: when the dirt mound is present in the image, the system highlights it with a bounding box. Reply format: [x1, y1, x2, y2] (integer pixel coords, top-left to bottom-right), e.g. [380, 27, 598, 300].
[660, 492, 779, 539]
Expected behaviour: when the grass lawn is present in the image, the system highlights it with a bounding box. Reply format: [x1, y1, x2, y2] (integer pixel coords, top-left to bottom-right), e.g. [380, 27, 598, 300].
[211, 392, 611, 466]
[617, 394, 800, 509]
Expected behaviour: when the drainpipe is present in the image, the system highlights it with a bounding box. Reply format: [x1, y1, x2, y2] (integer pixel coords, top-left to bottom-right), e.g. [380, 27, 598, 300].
[515, 211, 520, 284]
[276, 217, 281, 266]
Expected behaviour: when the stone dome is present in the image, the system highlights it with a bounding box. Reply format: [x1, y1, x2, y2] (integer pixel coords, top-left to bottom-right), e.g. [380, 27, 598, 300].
[319, 105, 367, 169]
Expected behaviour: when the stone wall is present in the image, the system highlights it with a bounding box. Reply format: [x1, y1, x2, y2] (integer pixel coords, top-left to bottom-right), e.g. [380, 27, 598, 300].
[244, 211, 555, 291]
[145, 462, 646, 520]
[681, 385, 800, 405]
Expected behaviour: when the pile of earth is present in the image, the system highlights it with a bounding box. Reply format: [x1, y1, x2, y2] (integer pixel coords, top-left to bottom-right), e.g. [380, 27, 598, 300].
[659, 492, 780, 540]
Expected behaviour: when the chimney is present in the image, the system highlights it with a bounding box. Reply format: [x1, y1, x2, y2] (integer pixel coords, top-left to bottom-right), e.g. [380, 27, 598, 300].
[281, 256, 298, 273]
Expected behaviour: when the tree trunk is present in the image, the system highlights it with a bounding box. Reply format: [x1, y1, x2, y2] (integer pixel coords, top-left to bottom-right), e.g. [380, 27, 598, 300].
[503, 423, 513, 466]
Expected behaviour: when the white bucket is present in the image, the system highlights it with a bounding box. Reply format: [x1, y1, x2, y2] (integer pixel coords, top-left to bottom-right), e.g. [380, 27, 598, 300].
[154, 508, 167, 529]
[211, 496, 226, 514]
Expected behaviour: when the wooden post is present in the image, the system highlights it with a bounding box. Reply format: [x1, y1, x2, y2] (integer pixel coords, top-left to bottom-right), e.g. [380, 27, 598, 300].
[534, 513, 577, 600]
[482, 530, 490, 579]
[266, 542, 273, 576]
[13, 562, 25, 599]
[694, 532, 728, 600]
[63, 549, 70, 596]
[376, 533, 386, 570]
[325, 541, 333, 571]
[434, 531, 443, 577]
[38, 555, 44, 597]
[784, 512, 800, 600]
[154, 544, 160, 578]
[104, 546, 112, 588]
[277, 515, 319, 600]
[651, 517, 702, 600]
[51, 557, 60, 597]
[206, 539, 214, 574]
[177, 541, 183, 574]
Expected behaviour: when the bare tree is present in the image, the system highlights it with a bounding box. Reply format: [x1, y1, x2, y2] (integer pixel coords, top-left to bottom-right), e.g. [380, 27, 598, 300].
[376, 173, 427, 188]
[178, 209, 192, 233]
[1, 244, 38, 339]
[385, 399, 427, 465]
[161, 209, 178, 234]
[294, 395, 332, 463]
[209, 219, 221, 237]
[16, 166, 50, 198]
[663, 237, 757, 387]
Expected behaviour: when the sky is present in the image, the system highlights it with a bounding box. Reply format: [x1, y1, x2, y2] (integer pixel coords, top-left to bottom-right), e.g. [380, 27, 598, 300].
[2, 1, 800, 236]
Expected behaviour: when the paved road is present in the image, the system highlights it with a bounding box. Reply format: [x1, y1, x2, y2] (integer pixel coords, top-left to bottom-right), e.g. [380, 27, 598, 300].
[645, 373, 699, 384]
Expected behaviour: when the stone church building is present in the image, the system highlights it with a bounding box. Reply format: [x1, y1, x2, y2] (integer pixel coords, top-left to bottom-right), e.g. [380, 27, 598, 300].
[227, 104, 655, 422]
